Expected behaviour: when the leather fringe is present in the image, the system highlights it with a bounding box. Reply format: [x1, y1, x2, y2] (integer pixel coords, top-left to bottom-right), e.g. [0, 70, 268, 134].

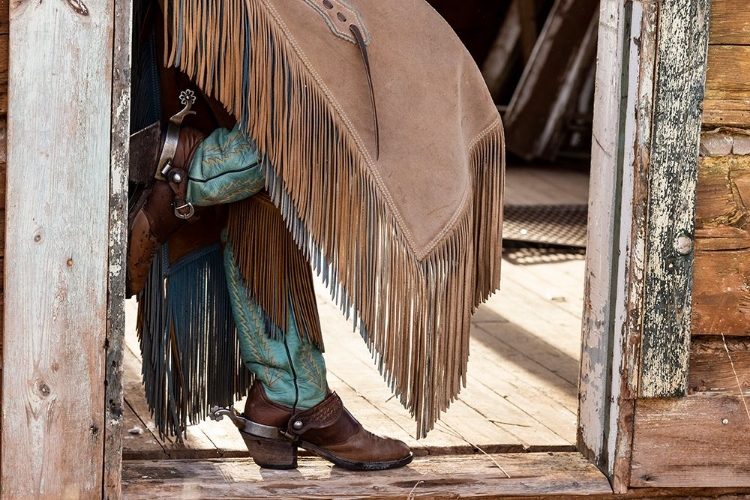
[138, 243, 251, 439]
[226, 192, 324, 351]
[166, 0, 505, 437]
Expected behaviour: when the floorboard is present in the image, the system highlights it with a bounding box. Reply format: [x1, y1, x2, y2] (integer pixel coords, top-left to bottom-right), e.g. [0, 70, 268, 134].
[122, 453, 612, 499]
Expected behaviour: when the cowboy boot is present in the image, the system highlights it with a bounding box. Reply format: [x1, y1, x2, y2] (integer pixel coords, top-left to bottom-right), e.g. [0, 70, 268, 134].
[239, 381, 413, 471]
[127, 125, 206, 296]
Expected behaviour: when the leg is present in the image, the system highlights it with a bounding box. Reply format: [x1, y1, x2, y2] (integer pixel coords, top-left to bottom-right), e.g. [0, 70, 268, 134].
[132, 123, 412, 470]
[223, 235, 327, 411]
[224, 237, 411, 471]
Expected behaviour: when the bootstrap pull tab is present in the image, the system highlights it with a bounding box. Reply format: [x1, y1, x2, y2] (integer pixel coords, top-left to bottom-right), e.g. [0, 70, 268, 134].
[155, 90, 197, 181]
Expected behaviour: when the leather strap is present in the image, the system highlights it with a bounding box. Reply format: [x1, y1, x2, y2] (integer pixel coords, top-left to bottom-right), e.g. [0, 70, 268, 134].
[166, 167, 193, 219]
[286, 393, 344, 437]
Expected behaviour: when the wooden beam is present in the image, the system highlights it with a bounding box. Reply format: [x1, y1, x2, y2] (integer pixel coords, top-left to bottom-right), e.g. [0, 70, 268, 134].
[0, 0, 7, 474]
[703, 45, 750, 128]
[1, 0, 114, 496]
[639, 0, 711, 398]
[104, 0, 132, 496]
[693, 156, 750, 335]
[690, 336, 750, 394]
[580, 0, 658, 491]
[631, 395, 750, 488]
[481, 0, 521, 101]
[122, 453, 613, 499]
[705, 46, 750, 101]
[516, 0, 538, 63]
[503, 0, 600, 161]
[703, 99, 750, 128]
[708, 0, 750, 45]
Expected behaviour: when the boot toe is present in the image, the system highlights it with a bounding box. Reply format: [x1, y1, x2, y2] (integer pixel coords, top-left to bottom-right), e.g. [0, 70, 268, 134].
[302, 428, 413, 471]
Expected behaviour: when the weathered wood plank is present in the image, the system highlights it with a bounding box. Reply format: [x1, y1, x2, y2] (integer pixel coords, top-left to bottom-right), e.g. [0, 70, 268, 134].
[689, 336, 750, 394]
[0, 0, 8, 475]
[503, 0, 600, 161]
[631, 395, 750, 488]
[695, 156, 750, 252]
[640, 0, 711, 398]
[580, 1, 657, 489]
[708, 0, 750, 45]
[693, 156, 750, 335]
[481, 0, 521, 100]
[702, 45, 750, 129]
[705, 45, 750, 101]
[2, 0, 114, 496]
[703, 98, 750, 128]
[503, 166, 590, 206]
[122, 453, 612, 499]
[693, 250, 750, 336]
[104, 0, 132, 496]
[467, 329, 578, 444]
[456, 373, 574, 451]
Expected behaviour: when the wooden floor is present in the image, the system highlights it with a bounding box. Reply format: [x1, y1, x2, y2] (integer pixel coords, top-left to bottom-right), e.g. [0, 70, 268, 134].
[122, 166, 590, 460]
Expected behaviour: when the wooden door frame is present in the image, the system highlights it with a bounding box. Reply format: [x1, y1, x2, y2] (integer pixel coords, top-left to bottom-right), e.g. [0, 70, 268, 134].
[580, 0, 711, 492]
[0, 0, 714, 497]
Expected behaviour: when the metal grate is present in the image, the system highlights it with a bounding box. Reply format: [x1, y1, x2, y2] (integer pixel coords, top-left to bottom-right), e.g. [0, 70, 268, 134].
[503, 204, 588, 248]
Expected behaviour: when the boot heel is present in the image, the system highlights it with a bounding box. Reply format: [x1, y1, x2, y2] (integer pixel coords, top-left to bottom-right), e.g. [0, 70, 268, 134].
[240, 431, 298, 469]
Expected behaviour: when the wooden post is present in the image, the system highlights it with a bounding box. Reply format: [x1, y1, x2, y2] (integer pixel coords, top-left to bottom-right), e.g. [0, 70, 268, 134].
[2, 0, 118, 496]
[640, 0, 711, 398]
[580, 0, 637, 484]
[104, 0, 132, 498]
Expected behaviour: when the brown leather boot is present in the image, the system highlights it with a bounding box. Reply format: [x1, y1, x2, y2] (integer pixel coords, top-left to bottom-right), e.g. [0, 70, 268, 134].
[127, 126, 206, 296]
[240, 382, 413, 471]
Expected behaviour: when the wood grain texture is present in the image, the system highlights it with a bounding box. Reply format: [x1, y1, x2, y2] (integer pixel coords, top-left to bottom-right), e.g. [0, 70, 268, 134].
[104, 0, 131, 496]
[705, 46, 750, 100]
[0, 0, 8, 476]
[693, 156, 750, 335]
[481, 0, 520, 101]
[122, 453, 612, 499]
[631, 395, 750, 488]
[579, 1, 659, 490]
[640, 0, 711, 399]
[701, 0, 750, 128]
[503, 0, 599, 161]
[709, 0, 750, 45]
[1, 0, 114, 496]
[703, 99, 750, 129]
[693, 250, 750, 336]
[703, 98, 750, 128]
[689, 336, 750, 394]
[703, 46, 750, 128]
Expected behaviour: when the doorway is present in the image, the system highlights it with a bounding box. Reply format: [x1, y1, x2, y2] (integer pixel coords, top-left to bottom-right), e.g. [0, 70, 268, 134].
[121, 0, 596, 461]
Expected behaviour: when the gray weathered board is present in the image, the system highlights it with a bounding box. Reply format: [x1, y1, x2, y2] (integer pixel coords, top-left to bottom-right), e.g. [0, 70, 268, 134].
[105, 0, 132, 495]
[122, 453, 612, 499]
[2, 0, 116, 497]
[639, 0, 711, 398]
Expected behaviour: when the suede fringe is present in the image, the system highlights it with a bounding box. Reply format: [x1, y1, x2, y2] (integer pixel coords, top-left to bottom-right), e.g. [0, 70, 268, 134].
[166, 0, 504, 437]
[226, 192, 324, 350]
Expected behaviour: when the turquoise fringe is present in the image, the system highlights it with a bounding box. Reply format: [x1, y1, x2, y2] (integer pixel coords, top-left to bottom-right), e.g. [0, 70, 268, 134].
[138, 243, 251, 439]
